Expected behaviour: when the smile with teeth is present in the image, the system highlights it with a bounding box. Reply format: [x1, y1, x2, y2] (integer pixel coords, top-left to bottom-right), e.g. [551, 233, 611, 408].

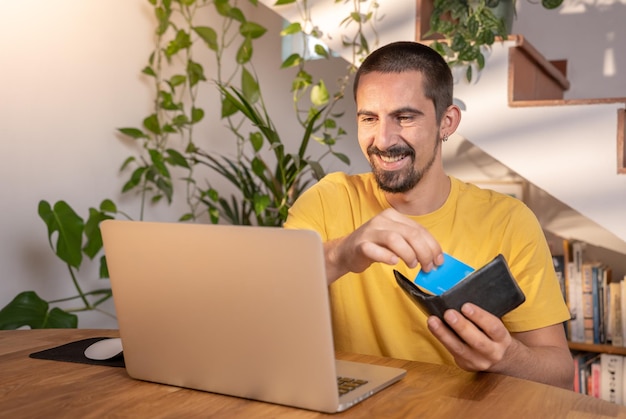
[367, 144, 414, 169]
[379, 154, 407, 163]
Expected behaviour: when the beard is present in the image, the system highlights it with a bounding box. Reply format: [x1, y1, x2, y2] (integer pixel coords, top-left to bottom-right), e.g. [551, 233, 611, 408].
[367, 136, 440, 193]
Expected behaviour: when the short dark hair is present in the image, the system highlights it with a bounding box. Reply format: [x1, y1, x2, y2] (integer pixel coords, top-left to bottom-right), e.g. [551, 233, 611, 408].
[353, 41, 453, 123]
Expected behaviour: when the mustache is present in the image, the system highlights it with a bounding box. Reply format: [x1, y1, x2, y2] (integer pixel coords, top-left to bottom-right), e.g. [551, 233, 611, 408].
[367, 144, 415, 158]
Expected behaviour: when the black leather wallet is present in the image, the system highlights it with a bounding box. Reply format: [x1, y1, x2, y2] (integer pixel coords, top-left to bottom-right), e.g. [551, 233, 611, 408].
[394, 254, 526, 320]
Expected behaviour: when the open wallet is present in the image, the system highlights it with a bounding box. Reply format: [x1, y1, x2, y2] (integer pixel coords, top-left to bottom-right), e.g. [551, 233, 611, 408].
[394, 254, 526, 320]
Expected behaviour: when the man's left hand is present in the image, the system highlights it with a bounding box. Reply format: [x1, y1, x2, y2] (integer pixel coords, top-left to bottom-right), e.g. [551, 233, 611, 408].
[426, 303, 516, 372]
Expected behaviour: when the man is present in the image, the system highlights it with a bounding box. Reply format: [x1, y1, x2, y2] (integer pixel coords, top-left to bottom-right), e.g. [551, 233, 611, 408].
[284, 41, 574, 389]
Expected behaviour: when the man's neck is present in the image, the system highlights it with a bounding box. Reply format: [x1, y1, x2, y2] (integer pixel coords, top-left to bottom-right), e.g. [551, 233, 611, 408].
[384, 172, 451, 216]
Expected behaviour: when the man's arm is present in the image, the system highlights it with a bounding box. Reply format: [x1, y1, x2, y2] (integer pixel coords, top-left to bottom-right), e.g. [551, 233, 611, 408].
[427, 303, 574, 389]
[323, 208, 444, 285]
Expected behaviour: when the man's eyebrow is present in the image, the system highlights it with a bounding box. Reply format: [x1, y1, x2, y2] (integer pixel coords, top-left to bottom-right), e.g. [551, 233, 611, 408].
[391, 107, 424, 116]
[356, 109, 376, 117]
[357, 107, 425, 117]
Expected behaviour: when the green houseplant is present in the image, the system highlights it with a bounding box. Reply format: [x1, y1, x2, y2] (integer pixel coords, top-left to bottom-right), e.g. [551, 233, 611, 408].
[428, 0, 563, 82]
[0, 0, 380, 329]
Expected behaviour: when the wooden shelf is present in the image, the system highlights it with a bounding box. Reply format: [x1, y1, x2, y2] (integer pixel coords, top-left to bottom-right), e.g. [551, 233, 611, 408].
[569, 341, 626, 356]
[508, 35, 569, 102]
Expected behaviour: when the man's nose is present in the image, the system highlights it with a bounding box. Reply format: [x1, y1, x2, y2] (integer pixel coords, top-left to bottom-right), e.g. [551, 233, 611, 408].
[372, 119, 399, 150]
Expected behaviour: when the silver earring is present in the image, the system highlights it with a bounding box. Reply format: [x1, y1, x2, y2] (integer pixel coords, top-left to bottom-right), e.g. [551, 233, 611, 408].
[442, 134, 449, 142]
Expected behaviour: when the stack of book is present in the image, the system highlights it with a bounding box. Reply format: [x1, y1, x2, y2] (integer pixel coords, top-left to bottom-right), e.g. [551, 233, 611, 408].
[557, 240, 622, 346]
[572, 352, 624, 404]
[557, 239, 626, 404]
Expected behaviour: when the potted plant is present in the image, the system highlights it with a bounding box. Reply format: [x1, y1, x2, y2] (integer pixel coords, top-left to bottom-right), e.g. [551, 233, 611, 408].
[427, 0, 563, 82]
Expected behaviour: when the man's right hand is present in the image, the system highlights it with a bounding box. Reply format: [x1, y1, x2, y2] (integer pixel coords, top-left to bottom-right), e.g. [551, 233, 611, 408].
[323, 208, 444, 284]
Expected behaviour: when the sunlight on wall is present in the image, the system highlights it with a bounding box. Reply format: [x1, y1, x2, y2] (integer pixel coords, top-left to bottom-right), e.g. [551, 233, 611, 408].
[603, 32, 616, 76]
[281, 20, 336, 61]
[560, 0, 625, 14]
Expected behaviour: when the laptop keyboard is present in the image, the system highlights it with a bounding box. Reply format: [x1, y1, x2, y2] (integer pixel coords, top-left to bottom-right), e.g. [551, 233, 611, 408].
[337, 376, 369, 396]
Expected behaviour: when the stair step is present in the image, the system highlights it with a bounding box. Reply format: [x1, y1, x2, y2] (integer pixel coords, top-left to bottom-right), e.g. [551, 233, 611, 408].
[509, 35, 569, 102]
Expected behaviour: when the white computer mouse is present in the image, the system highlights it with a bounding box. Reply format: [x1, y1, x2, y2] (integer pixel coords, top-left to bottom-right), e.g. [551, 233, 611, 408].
[84, 337, 123, 361]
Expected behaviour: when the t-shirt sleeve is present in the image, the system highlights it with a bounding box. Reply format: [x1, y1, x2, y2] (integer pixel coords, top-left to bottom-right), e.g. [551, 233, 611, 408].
[501, 204, 571, 332]
[284, 178, 330, 240]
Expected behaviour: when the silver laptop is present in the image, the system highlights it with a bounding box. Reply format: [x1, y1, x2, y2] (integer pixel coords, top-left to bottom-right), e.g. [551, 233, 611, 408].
[100, 220, 406, 413]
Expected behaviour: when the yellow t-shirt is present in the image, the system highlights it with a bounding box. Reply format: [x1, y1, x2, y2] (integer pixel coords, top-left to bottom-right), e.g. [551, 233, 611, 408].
[284, 172, 570, 365]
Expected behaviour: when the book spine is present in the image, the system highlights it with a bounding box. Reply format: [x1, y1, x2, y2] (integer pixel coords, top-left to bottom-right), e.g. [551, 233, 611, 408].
[600, 353, 624, 404]
[599, 266, 609, 344]
[592, 265, 602, 344]
[582, 263, 595, 344]
[609, 280, 623, 346]
[621, 277, 626, 347]
[591, 360, 602, 398]
[553, 255, 566, 303]
[570, 242, 586, 343]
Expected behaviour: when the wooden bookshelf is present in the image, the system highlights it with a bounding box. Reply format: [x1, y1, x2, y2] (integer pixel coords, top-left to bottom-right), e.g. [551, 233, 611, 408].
[569, 342, 626, 356]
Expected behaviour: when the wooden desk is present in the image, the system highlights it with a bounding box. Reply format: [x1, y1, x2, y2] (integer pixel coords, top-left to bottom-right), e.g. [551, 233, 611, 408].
[2, 329, 625, 418]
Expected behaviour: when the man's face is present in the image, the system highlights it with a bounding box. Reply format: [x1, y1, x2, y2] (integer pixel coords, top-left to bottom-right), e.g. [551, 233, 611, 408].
[355, 71, 441, 193]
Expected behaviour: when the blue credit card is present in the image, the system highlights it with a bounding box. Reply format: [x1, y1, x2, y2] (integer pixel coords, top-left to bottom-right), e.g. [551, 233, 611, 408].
[414, 253, 475, 295]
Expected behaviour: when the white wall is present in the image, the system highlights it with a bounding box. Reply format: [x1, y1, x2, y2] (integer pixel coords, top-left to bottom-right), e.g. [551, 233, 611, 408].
[0, 1, 366, 329]
[0, 0, 624, 328]
[1, 1, 153, 328]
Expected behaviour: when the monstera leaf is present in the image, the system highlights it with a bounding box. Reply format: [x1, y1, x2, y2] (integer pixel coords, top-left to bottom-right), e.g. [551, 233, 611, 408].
[0, 291, 77, 329]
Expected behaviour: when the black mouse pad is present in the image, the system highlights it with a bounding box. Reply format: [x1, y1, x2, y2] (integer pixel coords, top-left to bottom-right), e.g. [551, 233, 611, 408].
[29, 337, 125, 368]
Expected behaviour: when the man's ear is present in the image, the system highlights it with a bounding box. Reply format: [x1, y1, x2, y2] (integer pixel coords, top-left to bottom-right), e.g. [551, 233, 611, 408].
[440, 104, 462, 137]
